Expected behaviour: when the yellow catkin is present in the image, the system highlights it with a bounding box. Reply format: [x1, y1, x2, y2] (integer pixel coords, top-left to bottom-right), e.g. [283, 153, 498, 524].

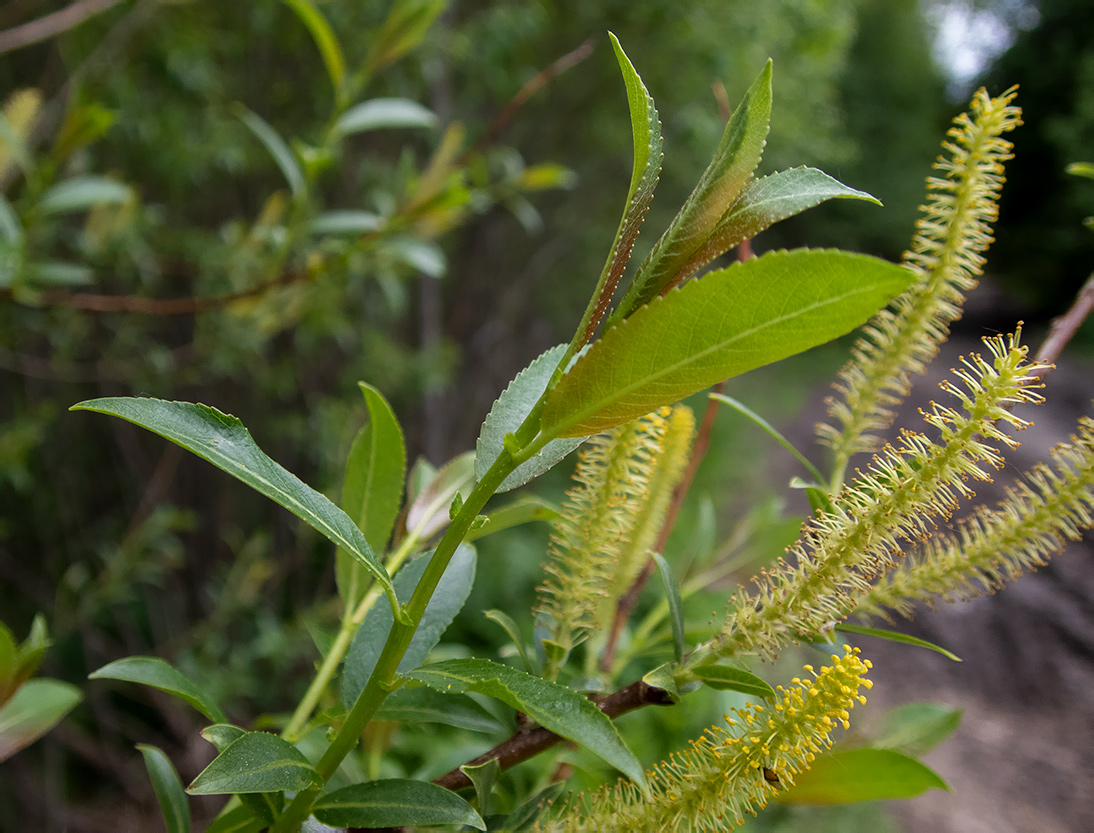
[537, 646, 872, 832]
[818, 87, 1022, 477]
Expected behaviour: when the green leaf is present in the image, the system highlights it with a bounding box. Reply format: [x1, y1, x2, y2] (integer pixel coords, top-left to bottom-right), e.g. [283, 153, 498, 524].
[343, 545, 476, 708]
[641, 663, 681, 704]
[686, 166, 881, 273]
[1066, 161, 1094, 180]
[15, 614, 50, 686]
[836, 624, 962, 662]
[71, 398, 401, 622]
[502, 782, 566, 831]
[238, 792, 283, 825]
[283, 0, 345, 98]
[689, 664, 776, 701]
[364, 0, 446, 74]
[483, 609, 533, 673]
[0, 625, 16, 702]
[89, 656, 226, 724]
[37, 176, 130, 215]
[874, 703, 963, 758]
[568, 34, 663, 352]
[313, 779, 485, 830]
[337, 383, 407, 607]
[237, 108, 305, 200]
[138, 744, 192, 833]
[0, 678, 82, 762]
[335, 98, 437, 135]
[205, 805, 266, 833]
[376, 687, 505, 733]
[187, 732, 321, 795]
[201, 724, 247, 752]
[778, 748, 949, 805]
[475, 345, 585, 492]
[652, 553, 685, 664]
[307, 210, 383, 235]
[405, 451, 476, 540]
[0, 193, 22, 243]
[461, 758, 499, 817]
[712, 393, 826, 484]
[542, 249, 914, 438]
[23, 260, 94, 286]
[613, 61, 772, 321]
[464, 496, 561, 543]
[404, 658, 646, 789]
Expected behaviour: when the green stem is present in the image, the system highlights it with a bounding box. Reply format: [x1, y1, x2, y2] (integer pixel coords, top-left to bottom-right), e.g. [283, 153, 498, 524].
[272, 432, 548, 831]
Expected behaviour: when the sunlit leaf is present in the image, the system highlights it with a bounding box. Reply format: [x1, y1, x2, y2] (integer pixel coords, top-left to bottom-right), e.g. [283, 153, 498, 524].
[542, 249, 913, 438]
[90, 656, 226, 724]
[405, 658, 646, 788]
[613, 61, 772, 320]
[37, 176, 130, 216]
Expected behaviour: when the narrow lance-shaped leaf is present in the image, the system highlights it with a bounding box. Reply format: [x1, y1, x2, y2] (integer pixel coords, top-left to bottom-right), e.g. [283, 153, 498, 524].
[405, 657, 647, 789]
[686, 166, 882, 277]
[778, 748, 949, 805]
[337, 382, 406, 607]
[282, 0, 346, 99]
[187, 732, 321, 795]
[343, 545, 476, 708]
[653, 553, 685, 664]
[567, 33, 663, 354]
[688, 664, 776, 700]
[476, 345, 585, 492]
[335, 98, 437, 136]
[90, 656, 226, 724]
[541, 249, 914, 438]
[612, 60, 773, 322]
[313, 780, 485, 830]
[138, 744, 192, 833]
[37, 176, 131, 216]
[71, 398, 402, 621]
[237, 107, 305, 200]
[836, 624, 962, 662]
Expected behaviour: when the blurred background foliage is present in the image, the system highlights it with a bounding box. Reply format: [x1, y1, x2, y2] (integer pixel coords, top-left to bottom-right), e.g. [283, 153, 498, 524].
[0, 0, 1090, 829]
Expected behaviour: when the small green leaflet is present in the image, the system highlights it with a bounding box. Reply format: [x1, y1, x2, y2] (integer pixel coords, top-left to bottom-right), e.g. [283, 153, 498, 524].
[138, 744, 192, 833]
[778, 748, 949, 805]
[612, 60, 771, 321]
[541, 249, 914, 438]
[282, 0, 346, 98]
[567, 33, 663, 353]
[71, 398, 402, 622]
[313, 779, 485, 829]
[689, 664, 776, 700]
[187, 732, 321, 795]
[337, 382, 406, 607]
[836, 624, 962, 662]
[475, 345, 584, 491]
[90, 656, 226, 724]
[405, 658, 647, 789]
[653, 553, 685, 663]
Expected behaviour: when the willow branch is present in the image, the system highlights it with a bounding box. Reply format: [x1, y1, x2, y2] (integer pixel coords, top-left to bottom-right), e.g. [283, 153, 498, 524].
[1033, 272, 1094, 371]
[0, 0, 121, 54]
[433, 680, 675, 792]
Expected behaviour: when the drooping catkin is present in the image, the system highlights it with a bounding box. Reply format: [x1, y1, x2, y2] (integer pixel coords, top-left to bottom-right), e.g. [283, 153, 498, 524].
[536, 646, 871, 832]
[818, 87, 1022, 478]
[857, 416, 1094, 619]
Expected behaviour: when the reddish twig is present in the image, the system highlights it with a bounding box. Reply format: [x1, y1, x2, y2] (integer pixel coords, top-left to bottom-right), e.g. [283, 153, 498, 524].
[1033, 272, 1094, 371]
[463, 38, 596, 163]
[0, 0, 121, 54]
[432, 679, 675, 792]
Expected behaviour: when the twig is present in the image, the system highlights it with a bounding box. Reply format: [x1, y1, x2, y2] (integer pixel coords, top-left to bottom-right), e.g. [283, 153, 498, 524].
[462, 38, 596, 162]
[1033, 272, 1094, 371]
[0, 0, 121, 55]
[433, 680, 675, 792]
